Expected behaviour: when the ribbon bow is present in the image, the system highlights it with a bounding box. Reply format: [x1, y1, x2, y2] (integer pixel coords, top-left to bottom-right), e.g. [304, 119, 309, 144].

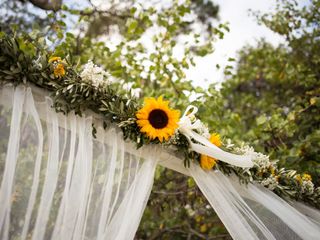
[178, 105, 253, 168]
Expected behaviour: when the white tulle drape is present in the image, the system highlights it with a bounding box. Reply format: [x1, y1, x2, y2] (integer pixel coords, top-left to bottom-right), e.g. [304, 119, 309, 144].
[1, 85, 320, 240]
[0, 85, 158, 240]
[189, 166, 320, 240]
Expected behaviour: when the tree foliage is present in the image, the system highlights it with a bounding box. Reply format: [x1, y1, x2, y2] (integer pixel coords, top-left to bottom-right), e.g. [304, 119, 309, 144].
[203, 0, 320, 185]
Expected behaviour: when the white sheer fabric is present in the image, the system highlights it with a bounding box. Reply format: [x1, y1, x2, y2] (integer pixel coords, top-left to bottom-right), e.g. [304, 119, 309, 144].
[0, 85, 158, 240]
[189, 165, 320, 240]
[1, 85, 320, 240]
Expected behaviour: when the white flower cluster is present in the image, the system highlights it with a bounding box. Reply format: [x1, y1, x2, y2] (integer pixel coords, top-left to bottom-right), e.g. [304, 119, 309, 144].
[253, 153, 272, 170]
[301, 180, 314, 194]
[234, 145, 271, 170]
[80, 60, 110, 87]
[261, 176, 279, 190]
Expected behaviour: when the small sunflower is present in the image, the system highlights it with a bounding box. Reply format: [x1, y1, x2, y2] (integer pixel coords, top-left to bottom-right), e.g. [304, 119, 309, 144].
[136, 96, 180, 142]
[53, 63, 66, 78]
[200, 133, 221, 170]
[302, 173, 312, 181]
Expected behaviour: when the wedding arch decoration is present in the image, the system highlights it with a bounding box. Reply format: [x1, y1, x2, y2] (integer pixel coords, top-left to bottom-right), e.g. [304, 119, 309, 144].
[0, 33, 320, 239]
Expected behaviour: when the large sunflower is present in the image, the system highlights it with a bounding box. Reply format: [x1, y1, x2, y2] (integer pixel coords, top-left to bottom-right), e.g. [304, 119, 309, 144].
[136, 96, 180, 142]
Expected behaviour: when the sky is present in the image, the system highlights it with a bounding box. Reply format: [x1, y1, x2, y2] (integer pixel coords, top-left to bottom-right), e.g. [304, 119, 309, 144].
[186, 0, 285, 88]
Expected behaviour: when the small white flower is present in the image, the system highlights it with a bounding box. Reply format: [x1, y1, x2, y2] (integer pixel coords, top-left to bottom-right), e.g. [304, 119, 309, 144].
[301, 180, 314, 194]
[235, 145, 271, 170]
[253, 153, 271, 170]
[225, 139, 235, 148]
[80, 60, 109, 87]
[261, 176, 278, 190]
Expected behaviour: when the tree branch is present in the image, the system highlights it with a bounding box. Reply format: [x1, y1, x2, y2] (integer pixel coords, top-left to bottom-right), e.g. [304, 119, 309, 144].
[28, 0, 62, 11]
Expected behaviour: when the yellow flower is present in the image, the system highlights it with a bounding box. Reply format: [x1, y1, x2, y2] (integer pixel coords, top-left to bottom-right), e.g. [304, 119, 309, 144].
[200, 155, 216, 170]
[269, 166, 276, 176]
[48, 56, 61, 63]
[295, 174, 302, 184]
[53, 63, 66, 78]
[302, 173, 312, 181]
[200, 133, 222, 170]
[296, 173, 312, 184]
[209, 133, 222, 147]
[136, 96, 180, 142]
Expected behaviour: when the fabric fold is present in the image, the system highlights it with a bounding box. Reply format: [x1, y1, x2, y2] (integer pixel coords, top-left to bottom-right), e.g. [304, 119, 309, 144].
[190, 165, 320, 240]
[0, 86, 158, 240]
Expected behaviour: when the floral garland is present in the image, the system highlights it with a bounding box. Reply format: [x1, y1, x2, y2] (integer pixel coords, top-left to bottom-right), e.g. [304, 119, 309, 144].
[0, 33, 319, 209]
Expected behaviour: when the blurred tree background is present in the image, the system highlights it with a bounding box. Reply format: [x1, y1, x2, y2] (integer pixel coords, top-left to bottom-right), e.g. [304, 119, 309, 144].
[0, 0, 319, 239]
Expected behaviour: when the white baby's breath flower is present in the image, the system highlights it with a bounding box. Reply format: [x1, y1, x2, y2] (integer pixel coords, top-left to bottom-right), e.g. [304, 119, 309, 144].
[235, 145, 271, 170]
[225, 139, 235, 148]
[80, 60, 109, 87]
[301, 180, 314, 194]
[261, 176, 278, 190]
[253, 153, 271, 170]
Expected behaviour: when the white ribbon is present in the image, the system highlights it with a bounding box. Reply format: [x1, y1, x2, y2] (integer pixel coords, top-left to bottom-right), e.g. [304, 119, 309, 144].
[178, 105, 253, 168]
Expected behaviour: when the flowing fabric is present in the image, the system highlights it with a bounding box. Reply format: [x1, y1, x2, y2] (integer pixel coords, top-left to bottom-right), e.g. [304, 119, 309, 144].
[189, 166, 320, 240]
[1, 85, 320, 240]
[0, 85, 158, 240]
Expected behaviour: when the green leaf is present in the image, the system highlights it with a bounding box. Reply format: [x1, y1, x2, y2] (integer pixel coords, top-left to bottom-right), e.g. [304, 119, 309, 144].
[126, 19, 138, 34]
[256, 115, 267, 125]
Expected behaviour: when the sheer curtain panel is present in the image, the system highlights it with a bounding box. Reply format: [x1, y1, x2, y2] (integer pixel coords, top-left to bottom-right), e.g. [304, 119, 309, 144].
[0, 85, 158, 240]
[190, 166, 320, 240]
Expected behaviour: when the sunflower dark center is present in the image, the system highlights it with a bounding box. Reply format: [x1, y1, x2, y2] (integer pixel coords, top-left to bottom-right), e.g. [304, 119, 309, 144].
[148, 109, 169, 129]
